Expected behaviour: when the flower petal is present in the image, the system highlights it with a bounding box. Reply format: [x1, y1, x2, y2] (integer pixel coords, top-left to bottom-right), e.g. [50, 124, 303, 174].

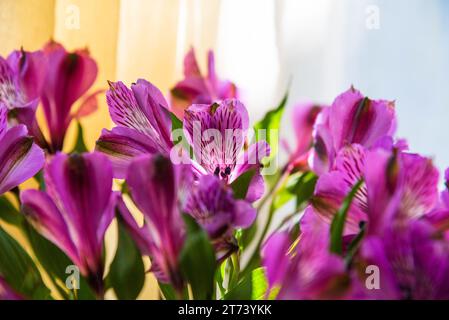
[262, 232, 291, 289]
[44, 152, 114, 275]
[0, 125, 45, 195]
[7, 49, 47, 102]
[330, 87, 396, 150]
[41, 42, 98, 150]
[20, 189, 81, 271]
[96, 127, 158, 179]
[0, 103, 6, 139]
[398, 153, 439, 219]
[126, 154, 185, 286]
[183, 99, 249, 177]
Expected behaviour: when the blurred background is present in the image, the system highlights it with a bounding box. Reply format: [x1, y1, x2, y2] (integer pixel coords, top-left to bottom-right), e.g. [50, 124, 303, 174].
[1, 0, 448, 298]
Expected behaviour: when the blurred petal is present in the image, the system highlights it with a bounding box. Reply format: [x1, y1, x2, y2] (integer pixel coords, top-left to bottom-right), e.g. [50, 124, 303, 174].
[262, 232, 291, 289]
[0, 103, 6, 139]
[73, 89, 104, 119]
[0, 277, 22, 300]
[41, 41, 97, 150]
[7, 49, 47, 101]
[291, 103, 323, 161]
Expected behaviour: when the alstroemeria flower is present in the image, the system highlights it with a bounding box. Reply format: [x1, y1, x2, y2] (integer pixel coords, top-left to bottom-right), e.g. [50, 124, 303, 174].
[309, 87, 396, 175]
[96, 79, 173, 178]
[170, 49, 238, 119]
[184, 175, 256, 260]
[117, 154, 186, 290]
[20, 152, 116, 296]
[285, 102, 324, 170]
[358, 219, 449, 299]
[425, 168, 449, 232]
[183, 99, 270, 202]
[0, 104, 45, 195]
[0, 276, 22, 300]
[41, 41, 98, 152]
[0, 49, 47, 147]
[310, 144, 438, 235]
[263, 209, 357, 299]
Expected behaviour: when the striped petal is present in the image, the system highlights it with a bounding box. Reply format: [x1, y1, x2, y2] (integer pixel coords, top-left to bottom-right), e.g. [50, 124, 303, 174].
[96, 127, 158, 179]
[0, 125, 45, 195]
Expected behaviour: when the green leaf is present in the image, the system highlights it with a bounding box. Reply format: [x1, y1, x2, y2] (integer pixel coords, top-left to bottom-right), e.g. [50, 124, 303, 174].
[330, 179, 364, 255]
[33, 170, 46, 191]
[0, 226, 50, 299]
[72, 121, 88, 153]
[345, 221, 366, 266]
[230, 169, 256, 200]
[108, 219, 145, 300]
[179, 214, 217, 300]
[224, 267, 271, 300]
[238, 222, 257, 250]
[0, 195, 23, 226]
[289, 171, 318, 210]
[23, 221, 96, 300]
[170, 111, 183, 132]
[158, 282, 177, 300]
[253, 92, 288, 159]
[271, 171, 317, 213]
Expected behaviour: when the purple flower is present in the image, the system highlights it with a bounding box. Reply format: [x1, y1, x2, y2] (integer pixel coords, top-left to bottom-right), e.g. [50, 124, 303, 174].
[286, 102, 324, 170]
[170, 48, 238, 119]
[41, 41, 98, 151]
[96, 80, 173, 178]
[310, 144, 439, 235]
[0, 104, 45, 195]
[263, 209, 357, 299]
[0, 49, 45, 111]
[184, 175, 256, 259]
[183, 99, 270, 202]
[116, 154, 186, 289]
[20, 152, 116, 296]
[0, 48, 48, 147]
[425, 168, 449, 231]
[0, 277, 22, 300]
[309, 87, 396, 175]
[358, 219, 449, 299]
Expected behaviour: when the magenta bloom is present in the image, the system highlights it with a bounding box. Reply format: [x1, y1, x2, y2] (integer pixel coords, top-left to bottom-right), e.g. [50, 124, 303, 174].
[40, 41, 98, 151]
[96, 80, 173, 178]
[183, 99, 270, 202]
[0, 104, 45, 195]
[0, 277, 22, 300]
[310, 144, 438, 235]
[20, 152, 116, 295]
[425, 168, 449, 231]
[263, 209, 356, 299]
[310, 87, 396, 175]
[185, 175, 256, 259]
[117, 155, 186, 289]
[170, 48, 238, 119]
[0, 48, 47, 146]
[286, 102, 324, 169]
[359, 219, 449, 299]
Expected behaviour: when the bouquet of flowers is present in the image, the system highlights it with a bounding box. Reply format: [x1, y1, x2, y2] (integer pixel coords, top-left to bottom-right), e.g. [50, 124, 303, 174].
[0, 41, 448, 300]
